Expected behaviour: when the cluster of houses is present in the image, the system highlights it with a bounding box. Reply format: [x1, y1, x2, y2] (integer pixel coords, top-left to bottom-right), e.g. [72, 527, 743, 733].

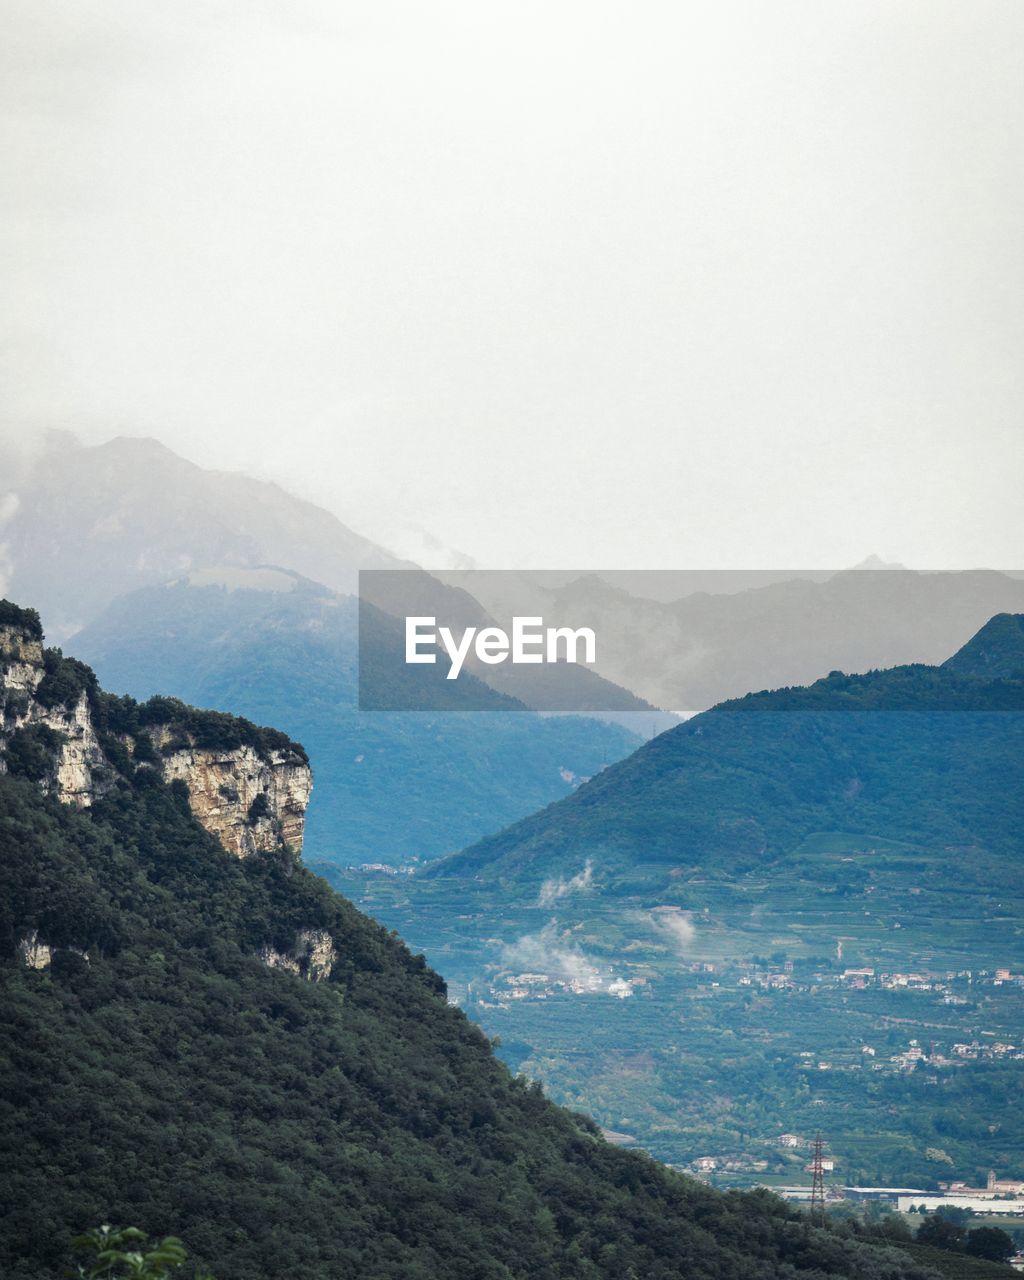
[727, 960, 1021, 999]
[690, 1154, 770, 1176]
[882, 1036, 1022, 1070]
[949, 1038, 1020, 1060]
[943, 1170, 1024, 1196]
[689, 1136, 838, 1181]
[480, 969, 649, 1006]
[471, 951, 1021, 1012]
[838, 965, 1021, 993]
[738, 970, 793, 990]
[788, 1034, 1023, 1077]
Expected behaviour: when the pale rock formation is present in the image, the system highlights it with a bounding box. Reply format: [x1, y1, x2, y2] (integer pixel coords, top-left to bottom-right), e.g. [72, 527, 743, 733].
[259, 928, 337, 982]
[152, 732, 312, 857]
[18, 931, 53, 970]
[0, 623, 45, 694]
[17, 932, 90, 969]
[45, 691, 111, 807]
[1, 613, 312, 851]
[1, 623, 111, 807]
[3, 608, 322, 978]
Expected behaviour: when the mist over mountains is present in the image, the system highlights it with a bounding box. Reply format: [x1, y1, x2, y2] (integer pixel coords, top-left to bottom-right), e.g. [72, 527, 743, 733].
[0, 434, 403, 638]
[5, 432, 1023, 877]
[3, 428, 1022, 1247]
[5, 433, 1021, 714]
[4, 1, 1022, 1270]
[0, 435, 656, 858]
[452, 568, 1024, 714]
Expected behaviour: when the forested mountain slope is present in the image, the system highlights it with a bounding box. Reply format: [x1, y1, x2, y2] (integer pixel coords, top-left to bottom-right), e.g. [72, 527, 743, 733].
[429, 622, 1024, 892]
[943, 612, 1024, 679]
[0, 599, 938, 1279]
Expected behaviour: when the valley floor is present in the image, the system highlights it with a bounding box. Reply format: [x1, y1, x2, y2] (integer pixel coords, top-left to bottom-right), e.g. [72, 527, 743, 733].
[319, 837, 1024, 1192]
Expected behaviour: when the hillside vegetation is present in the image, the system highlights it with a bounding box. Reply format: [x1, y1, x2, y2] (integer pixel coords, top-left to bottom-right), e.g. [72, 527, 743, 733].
[430, 656, 1024, 889]
[0, 626, 939, 1279]
[944, 613, 1024, 680]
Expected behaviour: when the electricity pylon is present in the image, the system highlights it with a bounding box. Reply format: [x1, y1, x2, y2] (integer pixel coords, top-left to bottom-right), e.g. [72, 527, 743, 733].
[809, 1131, 827, 1226]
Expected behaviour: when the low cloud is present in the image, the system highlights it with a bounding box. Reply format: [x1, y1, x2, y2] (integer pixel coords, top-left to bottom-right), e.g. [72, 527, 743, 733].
[537, 859, 594, 907]
[646, 908, 695, 953]
[501, 922, 598, 985]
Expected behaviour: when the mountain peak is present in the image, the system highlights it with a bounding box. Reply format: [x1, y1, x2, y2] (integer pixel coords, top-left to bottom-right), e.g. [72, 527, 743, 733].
[847, 554, 908, 571]
[97, 434, 184, 457]
[4, 433, 404, 635]
[943, 612, 1024, 679]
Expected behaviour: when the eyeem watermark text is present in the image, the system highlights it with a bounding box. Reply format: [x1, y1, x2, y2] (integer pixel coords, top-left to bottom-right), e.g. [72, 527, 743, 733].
[406, 616, 597, 680]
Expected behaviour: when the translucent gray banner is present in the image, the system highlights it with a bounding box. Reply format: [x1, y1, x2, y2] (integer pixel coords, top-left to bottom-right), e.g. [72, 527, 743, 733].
[357, 568, 1024, 713]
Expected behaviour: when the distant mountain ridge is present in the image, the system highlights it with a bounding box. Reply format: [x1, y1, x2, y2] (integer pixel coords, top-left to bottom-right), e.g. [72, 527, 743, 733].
[7, 432, 1020, 718]
[943, 612, 1024, 679]
[69, 574, 643, 863]
[428, 616, 1024, 892]
[454, 568, 1024, 712]
[2, 433, 666, 720]
[0, 434, 405, 636]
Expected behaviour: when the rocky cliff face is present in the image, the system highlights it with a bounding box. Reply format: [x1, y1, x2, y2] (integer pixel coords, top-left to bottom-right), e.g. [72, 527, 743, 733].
[0, 622, 45, 690]
[258, 928, 338, 982]
[0, 619, 111, 807]
[0, 606, 312, 859]
[154, 732, 311, 858]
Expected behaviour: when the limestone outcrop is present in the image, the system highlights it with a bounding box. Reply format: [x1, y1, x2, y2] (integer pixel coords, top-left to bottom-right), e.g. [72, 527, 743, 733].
[1, 605, 312, 858]
[259, 929, 338, 982]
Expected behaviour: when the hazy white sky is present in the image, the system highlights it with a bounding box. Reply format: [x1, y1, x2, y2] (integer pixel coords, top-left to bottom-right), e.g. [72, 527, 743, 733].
[2, 1, 1021, 568]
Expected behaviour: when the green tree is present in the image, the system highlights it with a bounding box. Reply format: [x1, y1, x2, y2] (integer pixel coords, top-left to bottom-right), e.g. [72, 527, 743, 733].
[964, 1226, 1015, 1263]
[69, 1226, 214, 1279]
[916, 1213, 965, 1252]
